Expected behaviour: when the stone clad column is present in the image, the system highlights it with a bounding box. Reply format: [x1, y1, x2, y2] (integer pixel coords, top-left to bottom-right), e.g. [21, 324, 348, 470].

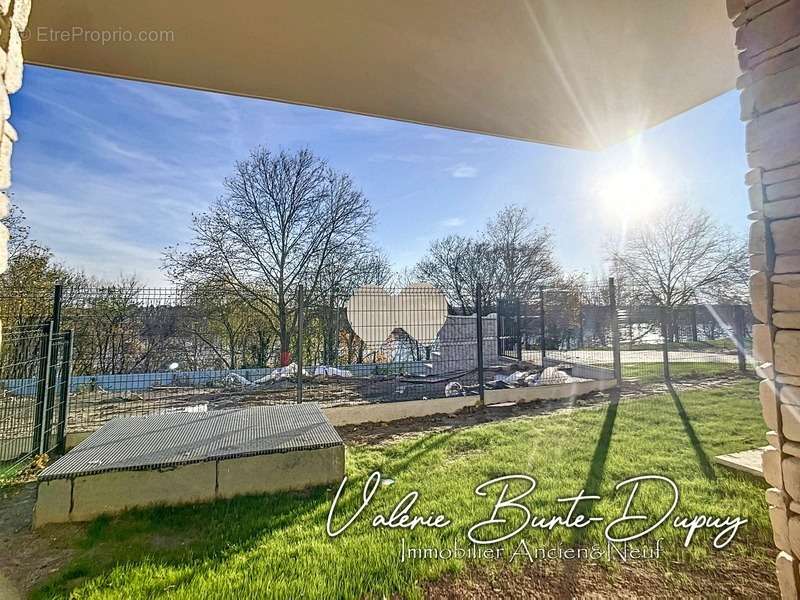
[0, 0, 29, 273]
[730, 0, 800, 597]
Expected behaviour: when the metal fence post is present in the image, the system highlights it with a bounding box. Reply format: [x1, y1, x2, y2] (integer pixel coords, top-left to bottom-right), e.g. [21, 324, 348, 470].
[539, 287, 546, 368]
[34, 320, 54, 455]
[43, 285, 64, 452]
[55, 330, 74, 454]
[51, 284, 63, 332]
[660, 307, 671, 383]
[475, 284, 485, 407]
[734, 304, 747, 373]
[496, 298, 502, 358]
[608, 278, 622, 386]
[515, 298, 523, 361]
[627, 304, 634, 351]
[296, 284, 304, 403]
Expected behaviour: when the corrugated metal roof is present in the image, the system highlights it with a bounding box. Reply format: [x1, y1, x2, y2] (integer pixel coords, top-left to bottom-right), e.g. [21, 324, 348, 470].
[39, 404, 343, 480]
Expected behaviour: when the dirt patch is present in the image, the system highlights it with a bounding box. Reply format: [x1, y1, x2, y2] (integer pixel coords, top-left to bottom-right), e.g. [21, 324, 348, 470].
[0, 481, 84, 597]
[424, 555, 778, 599]
[338, 393, 614, 445]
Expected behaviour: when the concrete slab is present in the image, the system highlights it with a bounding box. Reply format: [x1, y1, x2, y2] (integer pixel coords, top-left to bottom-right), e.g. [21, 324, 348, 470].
[70, 461, 217, 522]
[217, 445, 344, 499]
[714, 447, 768, 478]
[34, 404, 344, 526]
[33, 478, 72, 528]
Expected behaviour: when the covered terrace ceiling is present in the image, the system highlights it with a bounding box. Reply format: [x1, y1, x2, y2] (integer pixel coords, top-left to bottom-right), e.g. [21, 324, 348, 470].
[25, 0, 738, 150]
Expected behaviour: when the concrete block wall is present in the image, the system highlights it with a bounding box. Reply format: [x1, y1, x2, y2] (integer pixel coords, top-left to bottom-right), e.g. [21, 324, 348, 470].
[0, 0, 28, 273]
[729, 0, 800, 597]
[431, 314, 498, 373]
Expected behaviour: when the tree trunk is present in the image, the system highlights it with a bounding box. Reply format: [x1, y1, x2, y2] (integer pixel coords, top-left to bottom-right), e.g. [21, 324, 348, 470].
[278, 296, 289, 363]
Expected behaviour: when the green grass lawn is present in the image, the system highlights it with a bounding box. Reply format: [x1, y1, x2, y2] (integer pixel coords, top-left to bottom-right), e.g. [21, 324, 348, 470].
[622, 361, 741, 384]
[0, 462, 24, 482]
[620, 339, 742, 352]
[34, 380, 770, 599]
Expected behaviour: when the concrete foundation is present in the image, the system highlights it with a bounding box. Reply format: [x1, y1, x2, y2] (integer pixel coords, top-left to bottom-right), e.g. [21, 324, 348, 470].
[34, 404, 345, 527]
[34, 445, 344, 527]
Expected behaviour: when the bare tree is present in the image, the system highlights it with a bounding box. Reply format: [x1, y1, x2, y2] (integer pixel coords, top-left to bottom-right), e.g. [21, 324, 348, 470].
[414, 235, 490, 312]
[487, 205, 558, 301]
[163, 146, 377, 359]
[415, 205, 559, 310]
[608, 202, 747, 308]
[608, 202, 747, 378]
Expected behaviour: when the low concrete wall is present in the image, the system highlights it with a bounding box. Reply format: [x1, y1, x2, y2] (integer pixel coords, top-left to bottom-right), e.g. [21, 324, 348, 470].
[323, 379, 617, 426]
[34, 445, 345, 527]
[61, 379, 620, 450]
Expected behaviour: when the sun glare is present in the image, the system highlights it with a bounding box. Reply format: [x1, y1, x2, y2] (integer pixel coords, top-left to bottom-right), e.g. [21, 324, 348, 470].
[596, 166, 662, 224]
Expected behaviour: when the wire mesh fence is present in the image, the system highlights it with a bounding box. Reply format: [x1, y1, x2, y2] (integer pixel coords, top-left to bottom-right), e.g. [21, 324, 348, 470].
[0, 282, 755, 444]
[0, 322, 73, 475]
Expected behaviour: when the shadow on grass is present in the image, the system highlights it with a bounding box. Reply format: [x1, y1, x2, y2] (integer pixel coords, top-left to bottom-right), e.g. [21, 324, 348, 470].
[569, 388, 620, 549]
[666, 381, 716, 481]
[559, 389, 620, 598]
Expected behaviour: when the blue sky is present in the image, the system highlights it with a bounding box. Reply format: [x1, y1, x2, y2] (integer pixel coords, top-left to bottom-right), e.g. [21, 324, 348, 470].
[10, 66, 748, 285]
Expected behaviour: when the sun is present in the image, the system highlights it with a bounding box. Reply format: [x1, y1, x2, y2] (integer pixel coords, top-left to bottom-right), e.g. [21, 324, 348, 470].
[595, 166, 663, 224]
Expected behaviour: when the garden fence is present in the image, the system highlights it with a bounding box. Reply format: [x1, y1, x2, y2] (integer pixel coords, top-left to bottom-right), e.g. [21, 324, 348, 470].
[0, 281, 753, 464]
[0, 321, 73, 472]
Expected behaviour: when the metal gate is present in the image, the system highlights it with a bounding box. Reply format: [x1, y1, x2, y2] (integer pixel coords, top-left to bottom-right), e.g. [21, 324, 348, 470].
[0, 320, 74, 473]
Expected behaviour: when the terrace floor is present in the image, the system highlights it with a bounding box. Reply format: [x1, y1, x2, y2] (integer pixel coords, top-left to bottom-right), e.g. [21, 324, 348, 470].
[0, 376, 776, 599]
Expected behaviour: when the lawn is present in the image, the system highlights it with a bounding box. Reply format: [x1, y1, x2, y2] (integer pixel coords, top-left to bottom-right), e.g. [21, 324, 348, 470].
[622, 339, 742, 352]
[622, 360, 741, 384]
[34, 380, 770, 599]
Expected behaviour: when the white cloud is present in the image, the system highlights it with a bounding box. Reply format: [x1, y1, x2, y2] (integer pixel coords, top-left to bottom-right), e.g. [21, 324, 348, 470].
[447, 163, 478, 178]
[441, 217, 465, 228]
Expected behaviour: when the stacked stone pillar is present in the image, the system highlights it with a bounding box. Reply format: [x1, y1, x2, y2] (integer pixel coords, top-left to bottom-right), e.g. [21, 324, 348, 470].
[730, 0, 800, 597]
[0, 0, 29, 273]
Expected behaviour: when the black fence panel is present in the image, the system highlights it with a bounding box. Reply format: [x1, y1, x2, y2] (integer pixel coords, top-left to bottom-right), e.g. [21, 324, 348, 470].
[0, 322, 73, 476]
[0, 284, 756, 443]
